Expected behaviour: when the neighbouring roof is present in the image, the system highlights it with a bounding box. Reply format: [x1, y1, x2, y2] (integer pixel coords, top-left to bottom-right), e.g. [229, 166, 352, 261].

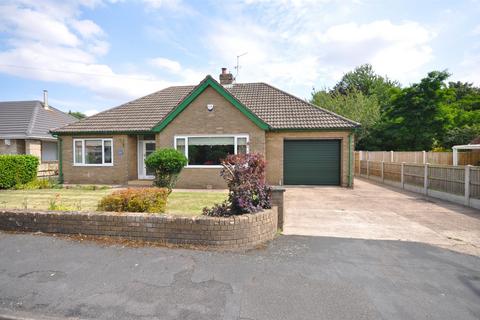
[470, 136, 480, 145]
[53, 76, 359, 134]
[0, 101, 78, 140]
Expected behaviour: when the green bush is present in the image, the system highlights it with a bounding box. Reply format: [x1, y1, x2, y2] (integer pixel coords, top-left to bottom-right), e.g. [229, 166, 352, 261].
[145, 148, 187, 192]
[15, 177, 60, 190]
[97, 188, 169, 213]
[0, 155, 39, 189]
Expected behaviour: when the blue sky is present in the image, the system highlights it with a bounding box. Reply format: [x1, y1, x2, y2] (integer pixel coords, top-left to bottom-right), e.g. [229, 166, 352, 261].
[0, 0, 479, 116]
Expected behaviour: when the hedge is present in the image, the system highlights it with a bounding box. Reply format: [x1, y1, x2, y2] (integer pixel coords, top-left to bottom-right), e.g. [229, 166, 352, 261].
[0, 155, 40, 189]
[97, 188, 169, 213]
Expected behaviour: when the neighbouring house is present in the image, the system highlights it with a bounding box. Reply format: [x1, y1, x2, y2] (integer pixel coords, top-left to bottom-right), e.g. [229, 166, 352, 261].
[0, 91, 78, 162]
[52, 69, 360, 188]
[452, 136, 480, 166]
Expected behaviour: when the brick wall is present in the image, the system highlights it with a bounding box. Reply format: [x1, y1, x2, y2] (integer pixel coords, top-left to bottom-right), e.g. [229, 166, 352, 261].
[0, 139, 25, 155]
[61, 135, 133, 185]
[265, 131, 353, 187]
[157, 86, 266, 188]
[25, 139, 42, 161]
[0, 207, 278, 250]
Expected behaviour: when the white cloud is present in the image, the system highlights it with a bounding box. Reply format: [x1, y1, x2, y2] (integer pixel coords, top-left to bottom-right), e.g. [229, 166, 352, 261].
[206, 1, 436, 89]
[70, 19, 105, 39]
[0, 1, 185, 102]
[473, 24, 480, 35]
[150, 57, 182, 73]
[85, 109, 100, 116]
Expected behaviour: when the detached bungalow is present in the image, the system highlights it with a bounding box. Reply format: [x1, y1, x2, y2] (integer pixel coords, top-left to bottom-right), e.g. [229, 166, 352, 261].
[0, 93, 77, 162]
[52, 69, 359, 188]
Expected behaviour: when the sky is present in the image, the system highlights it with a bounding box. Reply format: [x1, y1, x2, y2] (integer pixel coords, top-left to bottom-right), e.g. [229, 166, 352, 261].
[0, 0, 479, 116]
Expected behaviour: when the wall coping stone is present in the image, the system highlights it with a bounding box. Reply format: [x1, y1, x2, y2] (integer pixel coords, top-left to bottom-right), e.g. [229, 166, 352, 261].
[0, 207, 278, 250]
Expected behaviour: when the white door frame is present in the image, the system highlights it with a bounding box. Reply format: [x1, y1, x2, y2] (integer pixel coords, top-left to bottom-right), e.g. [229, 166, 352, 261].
[138, 140, 156, 179]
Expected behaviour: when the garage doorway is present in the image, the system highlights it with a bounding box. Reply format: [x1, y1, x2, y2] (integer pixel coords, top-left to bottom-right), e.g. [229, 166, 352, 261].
[283, 139, 341, 185]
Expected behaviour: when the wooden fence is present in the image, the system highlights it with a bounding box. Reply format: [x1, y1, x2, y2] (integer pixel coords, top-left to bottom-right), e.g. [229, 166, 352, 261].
[355, 150, 480, 166]
[356, 160, 480, 210]
[37, 162, 59, 178]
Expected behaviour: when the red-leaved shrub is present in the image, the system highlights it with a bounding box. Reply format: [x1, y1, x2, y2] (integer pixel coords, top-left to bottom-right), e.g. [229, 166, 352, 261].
[203, 153, 271, 216]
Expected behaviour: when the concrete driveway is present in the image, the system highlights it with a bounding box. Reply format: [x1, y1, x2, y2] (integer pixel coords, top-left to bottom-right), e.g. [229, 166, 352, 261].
[284, 178, 480, 256]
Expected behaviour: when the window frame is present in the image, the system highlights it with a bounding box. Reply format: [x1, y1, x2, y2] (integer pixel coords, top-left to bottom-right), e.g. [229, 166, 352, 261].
[73, 138, 114, 166]
[174, 134, 249, 168]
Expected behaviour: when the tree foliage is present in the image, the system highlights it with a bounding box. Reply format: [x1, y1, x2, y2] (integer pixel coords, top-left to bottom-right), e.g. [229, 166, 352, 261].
[68, 111, 87, 120]
[311, 64, 480, 151]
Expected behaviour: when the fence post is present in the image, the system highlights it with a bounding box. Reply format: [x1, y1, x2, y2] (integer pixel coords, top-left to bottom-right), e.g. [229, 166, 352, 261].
[390, 151, 394, 163]
[422, 151, 426, 164]
[381, 161, 385, 182]
[465, 165, 471, 206]
[424, 163, 429, 195]
[401, 162, 405, 189]
[367, 160, 370, 178]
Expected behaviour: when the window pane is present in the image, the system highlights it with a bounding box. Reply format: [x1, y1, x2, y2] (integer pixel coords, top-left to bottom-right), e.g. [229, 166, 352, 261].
[74, 141, 83, 163]
[104, 140, 112, 164]
[176, 138, 186, 155]
[85, 140, 103, 164]
[237, 137, 247, 154]
[188, 137, 234, 165]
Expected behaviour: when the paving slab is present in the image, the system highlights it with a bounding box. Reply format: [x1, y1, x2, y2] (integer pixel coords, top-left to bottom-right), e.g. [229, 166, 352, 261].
[283, 178, 480, 255]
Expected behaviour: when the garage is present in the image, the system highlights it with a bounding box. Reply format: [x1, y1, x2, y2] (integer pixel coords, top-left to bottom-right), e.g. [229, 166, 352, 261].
[283, 139, 341, 185]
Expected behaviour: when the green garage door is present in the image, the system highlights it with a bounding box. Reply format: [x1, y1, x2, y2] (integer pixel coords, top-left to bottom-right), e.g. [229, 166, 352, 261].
[283, 140, 341, 185]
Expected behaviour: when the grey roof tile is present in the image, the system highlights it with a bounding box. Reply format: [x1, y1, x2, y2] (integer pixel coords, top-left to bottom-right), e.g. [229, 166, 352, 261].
[53, 78, 359, 133]
[0, 101, 78, 139]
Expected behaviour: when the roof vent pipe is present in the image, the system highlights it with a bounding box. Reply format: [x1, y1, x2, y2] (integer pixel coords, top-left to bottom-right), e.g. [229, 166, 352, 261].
[43, 90, 49, 110]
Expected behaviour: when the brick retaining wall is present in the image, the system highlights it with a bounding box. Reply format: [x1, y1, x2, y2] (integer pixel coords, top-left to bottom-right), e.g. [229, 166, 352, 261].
[0, 207, 278, 250]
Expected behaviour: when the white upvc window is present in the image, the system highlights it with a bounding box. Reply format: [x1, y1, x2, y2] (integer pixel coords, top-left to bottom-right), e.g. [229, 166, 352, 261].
[174, 134, 249, 168]
[73, 138, 113, 166]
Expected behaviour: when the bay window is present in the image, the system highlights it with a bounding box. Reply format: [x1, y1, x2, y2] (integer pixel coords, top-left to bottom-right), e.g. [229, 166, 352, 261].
[73, 138, 113, 166]
[175, 135, 249, 167]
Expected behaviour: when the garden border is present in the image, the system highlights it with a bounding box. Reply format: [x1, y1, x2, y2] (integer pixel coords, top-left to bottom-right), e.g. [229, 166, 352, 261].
[0, 207, 278, 250]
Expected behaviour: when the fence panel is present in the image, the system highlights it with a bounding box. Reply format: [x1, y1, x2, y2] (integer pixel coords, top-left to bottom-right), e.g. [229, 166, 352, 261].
[426, 152, 452, 165]
[471, 167, 480, 200]
[403, 164, 424, 187]
[393, 151, 423, 164]
[383, 163, 401, 182]
[357, 150, 480, 166]
[37, 162, 59, 178]
[360, 160, 368, 175]
[428, 165, 465, 196]
[368, 161, 382, 178]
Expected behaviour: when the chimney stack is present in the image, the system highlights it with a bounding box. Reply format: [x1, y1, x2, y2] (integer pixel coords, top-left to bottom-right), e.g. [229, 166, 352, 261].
[43, 90, 49, 110]
[219, 68, 234, 85]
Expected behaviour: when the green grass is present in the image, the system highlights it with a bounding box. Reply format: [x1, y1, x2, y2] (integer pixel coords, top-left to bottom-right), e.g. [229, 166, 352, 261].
[0, 188, 227, 216]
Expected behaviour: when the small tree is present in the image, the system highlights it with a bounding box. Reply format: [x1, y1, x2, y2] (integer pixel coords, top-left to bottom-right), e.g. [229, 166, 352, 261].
[203, 153, 272, 216]
[145, 148, 187, 193]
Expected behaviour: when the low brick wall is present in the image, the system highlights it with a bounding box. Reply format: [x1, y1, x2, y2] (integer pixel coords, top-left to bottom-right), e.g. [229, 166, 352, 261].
[0, 207, 278, 250]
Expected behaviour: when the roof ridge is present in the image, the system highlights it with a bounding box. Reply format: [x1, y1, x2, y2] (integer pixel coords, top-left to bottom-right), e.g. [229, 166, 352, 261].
[259, 82, 360, 127]
[26, 101, 41, 135]
[55, 85, 184, 131]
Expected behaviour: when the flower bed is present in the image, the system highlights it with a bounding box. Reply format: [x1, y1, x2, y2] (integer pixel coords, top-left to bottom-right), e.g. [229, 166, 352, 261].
[0, 207, 278, 250]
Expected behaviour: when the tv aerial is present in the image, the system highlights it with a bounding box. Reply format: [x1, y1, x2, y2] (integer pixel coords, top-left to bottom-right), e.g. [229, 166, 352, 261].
[235, 52, 248, 80]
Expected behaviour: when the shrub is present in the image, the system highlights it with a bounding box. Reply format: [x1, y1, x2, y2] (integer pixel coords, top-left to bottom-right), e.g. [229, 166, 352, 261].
[203, 153, 272, 217]
[15, 177, 60, 190]
[0, 155, 39, 189]
[97, 188, 169, 213]
[145, 148, 187, 192]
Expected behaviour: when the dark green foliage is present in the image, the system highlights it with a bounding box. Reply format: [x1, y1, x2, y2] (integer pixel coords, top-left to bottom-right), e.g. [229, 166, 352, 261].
[68, 111, 86, 119]
[97, 188, 168, 213]
[145, 148, 187, 192]
[0, 155, 39, 189]
[314, 64, 480, 151]
[203, 153, 271, 217]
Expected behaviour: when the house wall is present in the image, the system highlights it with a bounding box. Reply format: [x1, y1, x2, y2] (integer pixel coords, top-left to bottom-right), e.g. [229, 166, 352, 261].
[157, 86, 266, 188]
[265, 131, 353, 187]
[61, 135, 135, 185]
[0, 139, 25, 155]
[25, 139, 42, 161]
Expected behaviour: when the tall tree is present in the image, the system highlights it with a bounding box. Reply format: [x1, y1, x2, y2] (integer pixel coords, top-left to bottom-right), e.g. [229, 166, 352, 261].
[332, 64, 399, 111]
[311, 88, 380, 149]
[378, 71, 450, 150]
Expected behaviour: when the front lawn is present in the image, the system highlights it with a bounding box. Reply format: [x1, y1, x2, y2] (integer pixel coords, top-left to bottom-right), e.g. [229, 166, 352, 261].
[0, 188, 227, 216]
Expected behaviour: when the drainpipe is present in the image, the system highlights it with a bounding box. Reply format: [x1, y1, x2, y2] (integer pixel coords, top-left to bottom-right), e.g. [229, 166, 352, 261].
[348, 132, 353, 187]
[55, 135, 64, 184]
